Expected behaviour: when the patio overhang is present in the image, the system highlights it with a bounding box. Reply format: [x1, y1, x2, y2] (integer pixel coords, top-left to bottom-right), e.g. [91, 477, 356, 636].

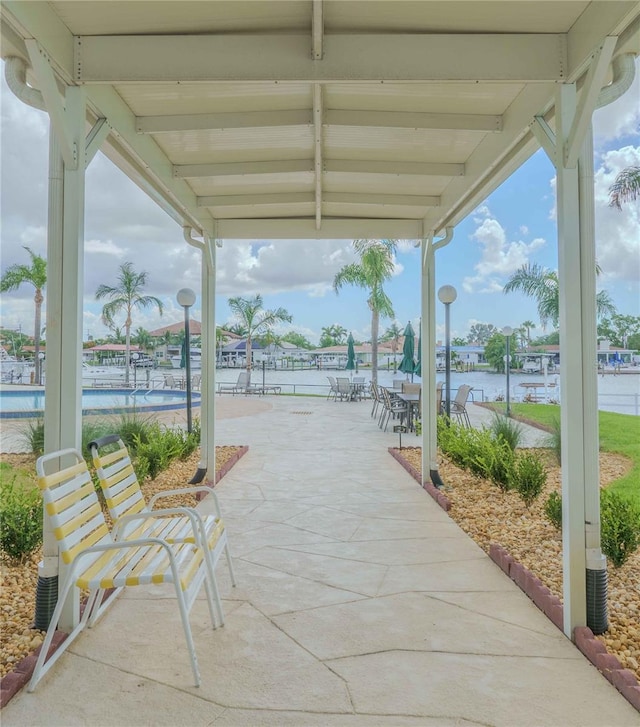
[2, 0, 639, 641]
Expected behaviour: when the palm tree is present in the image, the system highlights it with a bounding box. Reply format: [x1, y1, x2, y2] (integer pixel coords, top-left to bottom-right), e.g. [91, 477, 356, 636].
[0, 246, 47, 383]
[227, 294, 292, 378]
[333, 239, 397, 385]
[95, 262, 164, 385]
[520, 320, 536, 349]
[609, 165, 640, 209]
[382, 322, 403, 372]
[504, 263, 616, 331]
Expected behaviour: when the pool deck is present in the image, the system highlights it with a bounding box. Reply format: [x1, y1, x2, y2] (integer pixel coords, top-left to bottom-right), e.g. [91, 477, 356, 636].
[2, 394, 637, 725]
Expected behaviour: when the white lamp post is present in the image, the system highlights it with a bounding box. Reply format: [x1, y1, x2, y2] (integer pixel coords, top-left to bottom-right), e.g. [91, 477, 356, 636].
[131, 351, 140, 388]
[502, 326, 513, 417]
[437, 285, 457, 420]
[38, 351, 45, 386]
[177, 288, 196, 433]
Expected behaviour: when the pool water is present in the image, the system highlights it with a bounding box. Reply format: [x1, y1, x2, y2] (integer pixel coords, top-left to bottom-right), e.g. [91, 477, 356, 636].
[0, 388, 200, 418]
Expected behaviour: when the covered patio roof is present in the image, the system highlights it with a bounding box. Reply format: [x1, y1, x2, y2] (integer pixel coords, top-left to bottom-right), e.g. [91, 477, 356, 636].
[1, 1, 638, 643]
[1, 1, 637, 240]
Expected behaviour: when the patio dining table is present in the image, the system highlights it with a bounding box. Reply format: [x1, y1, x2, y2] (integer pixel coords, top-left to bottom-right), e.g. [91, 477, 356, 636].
[396, 391, 421, 431]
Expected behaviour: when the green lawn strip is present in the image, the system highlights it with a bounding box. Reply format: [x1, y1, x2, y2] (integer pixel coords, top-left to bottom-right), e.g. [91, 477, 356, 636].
[483, 402, 639, 505]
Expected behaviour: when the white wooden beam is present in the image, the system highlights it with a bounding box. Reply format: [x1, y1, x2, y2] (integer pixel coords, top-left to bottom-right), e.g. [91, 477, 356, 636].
[564, 37, 617, 168]
[216, 217, 423, 239]
[325, 160, 465, 177]
[74, 33, 567, 83]
[324, 192, 439, 207]
[313, 84, 323, 229]
[325, 109, 502, 132]
[530, 116, 557, 164]
[197, 192, 315, 208]
[25, 39, 76, 167]
[137, 110, 312, 134]
[174, 159, 464, 180]
[312, 0, 323, 60]
[174, 160, 315, 179]
[84, 117, 110, 167]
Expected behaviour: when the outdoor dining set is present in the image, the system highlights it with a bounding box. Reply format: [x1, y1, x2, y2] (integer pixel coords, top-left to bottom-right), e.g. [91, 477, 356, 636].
[328, 375, 474, 433]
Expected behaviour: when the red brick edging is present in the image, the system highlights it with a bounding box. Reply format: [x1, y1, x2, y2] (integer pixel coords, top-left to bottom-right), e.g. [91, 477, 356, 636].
[489, 543, 640, 712]
[388, 448, 639, 713]
[1, 447, 249, 709]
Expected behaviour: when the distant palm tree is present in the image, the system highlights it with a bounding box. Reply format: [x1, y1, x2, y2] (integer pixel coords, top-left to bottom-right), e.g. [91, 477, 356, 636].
[0, 246, 47, 383]
[520, 320, 536, 348]
[382, 322, 403, 372]
[504, 263, 615, 331]
[333, 239, 397, 386]
[227, 295, 292, 377]
[609, 165, 640, 209]
[96, 262, 164, 385]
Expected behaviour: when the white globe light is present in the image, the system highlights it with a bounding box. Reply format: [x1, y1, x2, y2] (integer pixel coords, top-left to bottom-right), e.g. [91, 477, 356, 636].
[176, 288, 196, 308]
[502, 326, 513, 336]
[437, 285, 457, 304]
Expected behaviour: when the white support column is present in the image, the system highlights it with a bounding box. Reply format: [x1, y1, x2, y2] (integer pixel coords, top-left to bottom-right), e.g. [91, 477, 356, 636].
[201, 235, 218, 485]
[556, 83, 588, 636]
[420, 227, 454, 487]
[41, 85, 87, 632]
[578, 124, 606, 613]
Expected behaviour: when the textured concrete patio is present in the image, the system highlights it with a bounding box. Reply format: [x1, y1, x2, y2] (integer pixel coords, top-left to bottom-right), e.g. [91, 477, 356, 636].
[2, 394, 637, 725]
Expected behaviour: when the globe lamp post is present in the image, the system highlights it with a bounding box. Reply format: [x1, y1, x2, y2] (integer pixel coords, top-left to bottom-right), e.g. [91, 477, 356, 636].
[437, 285, 457, 420]
[502, 326, 513, 417]
[177, 288, 196, 433]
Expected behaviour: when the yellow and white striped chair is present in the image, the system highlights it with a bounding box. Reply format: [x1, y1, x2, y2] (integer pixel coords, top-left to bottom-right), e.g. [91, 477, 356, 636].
[30, 448, 217, 691]
[88, 434, 236, 625]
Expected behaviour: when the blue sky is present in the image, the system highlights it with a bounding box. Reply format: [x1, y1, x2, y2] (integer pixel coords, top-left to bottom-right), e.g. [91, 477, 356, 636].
[1, 60, 638, 346]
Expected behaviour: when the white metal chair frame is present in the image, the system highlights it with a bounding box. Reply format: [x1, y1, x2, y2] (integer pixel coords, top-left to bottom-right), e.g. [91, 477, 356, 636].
[378, 386, 409, 431]
[89, 434, 236, 626]
[326, 375, 339, 401]
[30, 449, 217, 691]
[451, 384, 473, 427]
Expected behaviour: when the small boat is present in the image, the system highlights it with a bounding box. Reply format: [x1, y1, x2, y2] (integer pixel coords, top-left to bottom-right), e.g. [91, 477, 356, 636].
[170, 348, 202, 369]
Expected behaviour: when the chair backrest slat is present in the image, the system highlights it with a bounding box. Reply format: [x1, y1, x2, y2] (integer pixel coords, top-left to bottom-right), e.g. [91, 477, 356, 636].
[37, 449, 111, 565]
[90, 437, 148, 523]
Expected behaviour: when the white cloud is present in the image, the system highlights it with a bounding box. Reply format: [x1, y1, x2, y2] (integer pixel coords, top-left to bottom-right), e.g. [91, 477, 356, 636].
[593, 58, 640, 142]
[594, 145, 640, 284]
[463, 214, 546, 293]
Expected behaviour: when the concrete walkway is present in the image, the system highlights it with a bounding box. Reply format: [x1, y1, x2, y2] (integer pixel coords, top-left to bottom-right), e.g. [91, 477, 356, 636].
[3, 395, 637, 725]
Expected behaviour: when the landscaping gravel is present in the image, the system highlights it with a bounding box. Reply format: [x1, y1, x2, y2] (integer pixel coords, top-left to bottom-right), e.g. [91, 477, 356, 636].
[395, 446, 640, 683]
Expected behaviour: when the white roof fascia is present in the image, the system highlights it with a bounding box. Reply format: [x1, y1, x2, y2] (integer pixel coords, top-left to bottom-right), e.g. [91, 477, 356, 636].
[74, 33, 567, 83]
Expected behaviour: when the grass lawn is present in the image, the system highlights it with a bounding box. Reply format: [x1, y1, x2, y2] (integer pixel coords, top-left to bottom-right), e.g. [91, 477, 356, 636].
[489, 403, 640, 506]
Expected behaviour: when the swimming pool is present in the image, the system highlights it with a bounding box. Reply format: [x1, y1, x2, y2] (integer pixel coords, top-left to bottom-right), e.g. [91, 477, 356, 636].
[0, 388, 201, 419]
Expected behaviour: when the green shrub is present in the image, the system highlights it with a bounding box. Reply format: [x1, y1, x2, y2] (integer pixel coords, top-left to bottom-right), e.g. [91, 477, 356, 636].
[513, 451, 547, 507]
[600, 489, 640, 567]
[19, 418, 45, 456]
[0, 477, 43, 561]
[544, 416, 562, 464]
[490, 412, 524, 451]
[113, 411, 156, 452]
[133, 423, 183, 480]
[544, 491, 562, 529]
[483, 438, 516, 491]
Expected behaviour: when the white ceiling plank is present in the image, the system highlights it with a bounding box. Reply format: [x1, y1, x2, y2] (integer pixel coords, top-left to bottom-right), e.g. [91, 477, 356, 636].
[137, 109, 312, 133]
[216, 218, 423, 239]
[324, 193, 439, 207]
[324, 160, 465, 177]
[325, 109, 502, 132]
[198, 192, 315, 208]
[74, 33, 566, 83]
[174, 160, 315, 179]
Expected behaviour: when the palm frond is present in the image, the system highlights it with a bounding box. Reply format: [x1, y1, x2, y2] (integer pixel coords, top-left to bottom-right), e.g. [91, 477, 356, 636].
[609, 166, 640, 210]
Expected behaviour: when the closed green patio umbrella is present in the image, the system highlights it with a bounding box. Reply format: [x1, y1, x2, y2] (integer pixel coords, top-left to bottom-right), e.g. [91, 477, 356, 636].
[346, 332, 356, 372]
[414, 325, 421, 377]
[398, 322, 415, 377]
